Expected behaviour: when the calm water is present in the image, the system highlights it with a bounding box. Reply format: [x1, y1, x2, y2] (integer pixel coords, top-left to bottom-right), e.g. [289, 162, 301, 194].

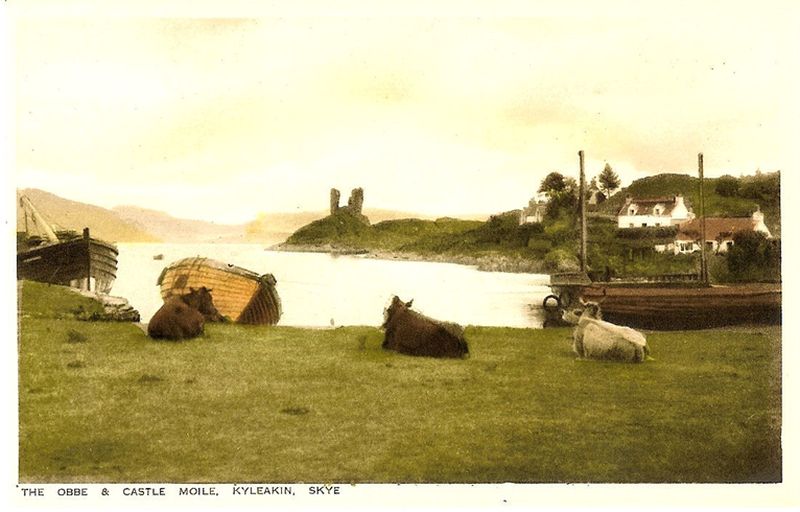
[114, 243, 551, 328]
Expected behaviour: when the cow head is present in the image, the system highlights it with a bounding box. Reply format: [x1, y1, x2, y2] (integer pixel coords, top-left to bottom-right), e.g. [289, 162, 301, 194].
[383, 295, 413, 327]
[182, 287, 224, 322]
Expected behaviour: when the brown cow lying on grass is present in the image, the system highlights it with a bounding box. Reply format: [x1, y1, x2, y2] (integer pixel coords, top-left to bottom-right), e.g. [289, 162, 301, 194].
[381, 296, 469, 358]
[147, 287, 223, 340]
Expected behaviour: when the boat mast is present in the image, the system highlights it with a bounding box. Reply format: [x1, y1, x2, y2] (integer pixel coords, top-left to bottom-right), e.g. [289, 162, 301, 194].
[698, 153, 709, 283]
[19, 196, 59, 243]
[579, 150, 587, 273]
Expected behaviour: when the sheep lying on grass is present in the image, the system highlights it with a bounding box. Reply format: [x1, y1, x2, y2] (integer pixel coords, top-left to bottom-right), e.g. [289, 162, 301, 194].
[564, 300, 650, 363]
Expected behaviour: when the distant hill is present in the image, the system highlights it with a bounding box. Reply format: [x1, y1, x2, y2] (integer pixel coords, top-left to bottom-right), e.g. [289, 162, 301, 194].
[17, 189, 159, 243]
[16, 188, 473, 245]
[113, 205, 251, 244]
[598, 172, 781, 236]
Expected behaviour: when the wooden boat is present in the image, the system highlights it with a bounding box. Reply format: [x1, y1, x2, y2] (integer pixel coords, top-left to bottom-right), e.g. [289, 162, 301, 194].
[550, 275, 781, 330]
[546, 152, 781, 330]
[17, 196, 118, 294]
[157, 257, 282, 325]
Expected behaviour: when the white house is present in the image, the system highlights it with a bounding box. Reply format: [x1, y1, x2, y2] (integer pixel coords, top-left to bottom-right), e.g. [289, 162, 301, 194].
[617, 194, 693, 228]
[519, 198, 547, 225]
[667, 208, 772, 255]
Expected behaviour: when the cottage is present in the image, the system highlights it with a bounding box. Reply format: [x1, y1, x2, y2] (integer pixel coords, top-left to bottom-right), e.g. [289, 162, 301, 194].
[666, 208, 771, 254]
[519, 198, 547, 225]
[617, 194, 693, 229]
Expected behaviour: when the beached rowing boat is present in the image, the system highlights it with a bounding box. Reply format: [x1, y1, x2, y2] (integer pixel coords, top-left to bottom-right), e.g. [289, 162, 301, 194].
[157, 257, 282, 325]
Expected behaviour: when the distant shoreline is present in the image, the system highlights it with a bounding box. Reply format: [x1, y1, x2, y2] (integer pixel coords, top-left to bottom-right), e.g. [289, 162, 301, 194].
[271, 243, 550, 275]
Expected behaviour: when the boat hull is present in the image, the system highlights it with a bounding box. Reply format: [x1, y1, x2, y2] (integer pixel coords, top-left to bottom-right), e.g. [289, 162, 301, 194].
[157, 257, 282, 325]
[17, 237, 118, 294]
[578, 283, 781, 330]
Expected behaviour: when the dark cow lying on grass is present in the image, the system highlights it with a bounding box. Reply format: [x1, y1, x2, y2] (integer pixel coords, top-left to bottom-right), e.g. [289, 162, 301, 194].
[564, 299, 650, 363]
[147, 287, 223, 340]
[381, 296, 469, 359]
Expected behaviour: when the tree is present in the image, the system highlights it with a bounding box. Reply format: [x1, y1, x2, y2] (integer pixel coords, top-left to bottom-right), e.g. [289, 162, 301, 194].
[727, 231, 780, 281]
[715, 175, 739, 197]
[538, 172, 568, 198]
[598, 163, 621, 198]
[547, 177, 579, 219]
[738, 171, 780, 207]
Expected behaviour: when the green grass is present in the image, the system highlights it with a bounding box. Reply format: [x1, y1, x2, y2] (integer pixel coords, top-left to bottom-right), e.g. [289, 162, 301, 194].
[18, 281, 781, 483]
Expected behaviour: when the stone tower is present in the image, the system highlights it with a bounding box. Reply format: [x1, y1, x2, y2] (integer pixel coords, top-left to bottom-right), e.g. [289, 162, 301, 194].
[330, 188, 341, 215]
[347, 188, 364, 215]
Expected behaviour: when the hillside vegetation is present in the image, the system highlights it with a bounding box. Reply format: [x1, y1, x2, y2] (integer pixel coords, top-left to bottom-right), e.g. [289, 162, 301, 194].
[283, 171, 781, 278]
[598, 172, 781, 236]
[284, 210, 555, 272]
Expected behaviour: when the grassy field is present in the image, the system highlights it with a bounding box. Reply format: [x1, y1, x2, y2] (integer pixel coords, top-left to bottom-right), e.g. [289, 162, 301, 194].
[18, 281, 781, 483]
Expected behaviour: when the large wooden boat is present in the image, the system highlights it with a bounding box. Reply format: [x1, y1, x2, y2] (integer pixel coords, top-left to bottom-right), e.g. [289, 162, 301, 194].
[545, 152, 781, 330]
[17, 196, 118, 294]
[550, 274, 781, 330]
[157, 257, 282, 325]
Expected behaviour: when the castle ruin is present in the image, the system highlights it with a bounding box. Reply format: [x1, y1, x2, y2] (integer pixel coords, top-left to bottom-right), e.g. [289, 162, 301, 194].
[329, 187, 369, 225]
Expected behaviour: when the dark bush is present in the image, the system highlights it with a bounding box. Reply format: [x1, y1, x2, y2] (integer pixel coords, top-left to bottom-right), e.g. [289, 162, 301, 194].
[738, 171, 780, 208]
[715, 175, 740, 197]
[727, 231, 781, 281]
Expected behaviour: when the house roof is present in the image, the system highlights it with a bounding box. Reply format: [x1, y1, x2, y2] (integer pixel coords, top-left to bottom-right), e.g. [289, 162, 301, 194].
[618, 197, 680, 217]
[676, 217, 759, 242]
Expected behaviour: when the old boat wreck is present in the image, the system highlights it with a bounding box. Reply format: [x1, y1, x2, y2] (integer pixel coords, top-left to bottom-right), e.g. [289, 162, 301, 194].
[550, 273, 781, 330]
[17, 196, 118, 294]
[157, 257, 282, 325]
[547, 152, 781, 330]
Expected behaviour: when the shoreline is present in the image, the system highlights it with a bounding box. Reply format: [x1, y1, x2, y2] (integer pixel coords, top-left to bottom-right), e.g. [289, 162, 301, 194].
[271, 243, 551, 274]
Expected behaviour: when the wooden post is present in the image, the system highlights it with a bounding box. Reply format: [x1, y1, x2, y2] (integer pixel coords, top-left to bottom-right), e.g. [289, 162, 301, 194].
[579, 150, 587, 273]
[83, 228, 91, 292]
[698, 153, 708, 283]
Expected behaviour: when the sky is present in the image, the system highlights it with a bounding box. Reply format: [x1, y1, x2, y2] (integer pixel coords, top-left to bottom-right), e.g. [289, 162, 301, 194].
[8, 1, 800, 223]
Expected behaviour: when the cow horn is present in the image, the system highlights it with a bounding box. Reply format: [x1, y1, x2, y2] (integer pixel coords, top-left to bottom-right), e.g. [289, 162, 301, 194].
[406, 299, 414, 308]
[579, 297, 587, 306]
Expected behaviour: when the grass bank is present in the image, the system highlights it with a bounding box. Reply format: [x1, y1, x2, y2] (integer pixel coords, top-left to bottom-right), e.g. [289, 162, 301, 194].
[18, 281, 781, 483]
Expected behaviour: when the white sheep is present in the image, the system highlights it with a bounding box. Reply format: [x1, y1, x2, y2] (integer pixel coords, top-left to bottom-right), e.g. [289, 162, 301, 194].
[565, 300, 650, 363]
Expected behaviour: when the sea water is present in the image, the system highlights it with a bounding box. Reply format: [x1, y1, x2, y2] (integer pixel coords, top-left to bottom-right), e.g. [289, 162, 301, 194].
[114, 243, 551, 328]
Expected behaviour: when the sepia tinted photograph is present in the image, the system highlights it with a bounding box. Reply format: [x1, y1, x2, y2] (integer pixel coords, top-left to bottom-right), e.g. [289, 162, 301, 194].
[6, 1, 798, 508]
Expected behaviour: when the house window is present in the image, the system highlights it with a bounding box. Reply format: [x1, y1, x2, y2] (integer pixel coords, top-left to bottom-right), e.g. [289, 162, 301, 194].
[655, 223, 661, 227]
[629, 208, 636, 215]
[641, 223, 647, 227]
[629, 223, 634, 228]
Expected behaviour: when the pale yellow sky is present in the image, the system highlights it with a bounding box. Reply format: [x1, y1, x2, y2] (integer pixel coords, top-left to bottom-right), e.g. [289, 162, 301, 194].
[10, 2, 800, 223]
